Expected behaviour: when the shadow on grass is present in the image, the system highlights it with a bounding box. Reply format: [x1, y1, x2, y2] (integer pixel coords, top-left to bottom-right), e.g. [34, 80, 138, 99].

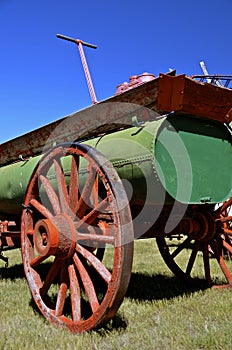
[0, 262, 25, 280]
[99, 272, 205, 334]
[126, 271, 205, 301]
[0, 263, 203, 299]
[0, 261, 206, 334]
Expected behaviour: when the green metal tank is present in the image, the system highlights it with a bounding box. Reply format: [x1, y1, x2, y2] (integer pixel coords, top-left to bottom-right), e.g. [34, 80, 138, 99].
[0, 113, 231, 217]
[88, 114, 231, 204]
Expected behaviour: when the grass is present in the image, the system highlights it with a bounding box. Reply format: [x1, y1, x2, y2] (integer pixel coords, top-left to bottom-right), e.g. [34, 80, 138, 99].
[0, 239, 232, 350]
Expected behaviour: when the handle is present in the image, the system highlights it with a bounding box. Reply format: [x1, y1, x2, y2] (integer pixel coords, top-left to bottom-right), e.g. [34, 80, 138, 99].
[56, 34, 97, 49]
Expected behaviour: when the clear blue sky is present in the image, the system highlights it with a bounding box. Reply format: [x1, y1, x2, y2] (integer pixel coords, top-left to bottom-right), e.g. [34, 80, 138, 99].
[0, 0, 231, 142]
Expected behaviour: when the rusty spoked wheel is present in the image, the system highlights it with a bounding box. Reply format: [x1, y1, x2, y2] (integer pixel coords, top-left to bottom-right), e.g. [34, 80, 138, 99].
[215, 198, 232, 260]
[156, 208, 232, 288]
[21, 142, 134, 333]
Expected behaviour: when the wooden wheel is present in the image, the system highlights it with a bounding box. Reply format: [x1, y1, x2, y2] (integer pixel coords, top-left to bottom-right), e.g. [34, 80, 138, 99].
[156, 208, 232, 288]
[215, 198, 232, 259]
[21, 143, 134, 333]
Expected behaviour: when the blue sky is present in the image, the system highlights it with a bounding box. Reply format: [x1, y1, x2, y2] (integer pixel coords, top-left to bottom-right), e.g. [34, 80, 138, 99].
[0, 0, 231, 142]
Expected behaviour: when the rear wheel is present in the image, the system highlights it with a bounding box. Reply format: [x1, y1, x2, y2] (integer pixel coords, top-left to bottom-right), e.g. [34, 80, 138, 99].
[156, 207, 232, 288]
[215, 198, 232, 260]
[21, 143, 134, 332]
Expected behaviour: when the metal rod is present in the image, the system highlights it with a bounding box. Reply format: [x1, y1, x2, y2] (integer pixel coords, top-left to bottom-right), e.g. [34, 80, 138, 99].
[77, 41, 98, 104]
[56, 34, 97, 49]
[56, 34, 98, 104]
[199, 61, 223, 87]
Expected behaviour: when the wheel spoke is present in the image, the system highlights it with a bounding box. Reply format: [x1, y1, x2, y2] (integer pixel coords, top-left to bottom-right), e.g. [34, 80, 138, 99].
[40, 258, 62, 296]
[219, 198, 232, 213]
[76, 244, 111, 284]
[186, 241, 200, 276]
[171, 237, 191, 259]
[30, 198, 53, 219]
[210, 239, 232, 284]
[69, 155, 80, 216]
[40, 175, 61, 215]
[218, 257, 232, 284]
[30, 254, 49, 268]
[202, 242, 212, 286]
[222, 228, 232, 235]
[215, 197, 232, 261]
[218, 215, 232, 223]
[91, 172, 99, 207]
[77, 233, 114, 245]
[77, 165, 97, 219]
[55, 263, 69, 316]
[75, 197, 109, 228]
[73, 253, 99, 313]
[54, 160, 70, 215]
[68, 263, 81, 322]
[223, 239, 232, 254]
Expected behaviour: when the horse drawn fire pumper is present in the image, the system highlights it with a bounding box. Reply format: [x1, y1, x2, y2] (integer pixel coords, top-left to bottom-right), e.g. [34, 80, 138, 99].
[0, 35, 231, 333]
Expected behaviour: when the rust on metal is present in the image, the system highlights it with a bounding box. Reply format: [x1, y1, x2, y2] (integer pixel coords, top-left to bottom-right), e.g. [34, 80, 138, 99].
[1, 72, 231, 167]
[157, 73, 232, 123]
[0, 54, 231, 332]
[156, 206, 232, 288]
[216, 197, 232, 261]
[56, 34, 98, 104]
[21, 142, 134, 332]
[157, 73, 186, 111]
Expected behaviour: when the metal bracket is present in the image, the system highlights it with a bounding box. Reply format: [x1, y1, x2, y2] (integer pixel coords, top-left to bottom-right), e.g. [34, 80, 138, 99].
[22, 204, 33, 213]
[157, 73, 185, 112]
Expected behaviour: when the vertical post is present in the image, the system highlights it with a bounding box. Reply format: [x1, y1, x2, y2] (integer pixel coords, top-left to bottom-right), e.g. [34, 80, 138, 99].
[77, 41, 98, 104]
[56, 34, 98, 104]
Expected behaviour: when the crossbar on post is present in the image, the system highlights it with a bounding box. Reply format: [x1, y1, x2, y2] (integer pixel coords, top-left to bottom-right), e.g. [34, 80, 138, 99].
[56, 34, 98, 104]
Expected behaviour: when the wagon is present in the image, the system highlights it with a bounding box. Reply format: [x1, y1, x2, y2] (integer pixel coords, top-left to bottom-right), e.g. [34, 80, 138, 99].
[0, 36, 231, 333]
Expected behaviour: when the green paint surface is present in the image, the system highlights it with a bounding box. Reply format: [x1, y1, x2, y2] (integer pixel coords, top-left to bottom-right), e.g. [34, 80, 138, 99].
[0, 115, 230, 215]
[155, 115, 232, 203]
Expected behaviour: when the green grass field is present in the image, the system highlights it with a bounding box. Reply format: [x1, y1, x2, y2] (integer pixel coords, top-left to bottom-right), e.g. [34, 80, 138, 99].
[0, 239, 231, 350]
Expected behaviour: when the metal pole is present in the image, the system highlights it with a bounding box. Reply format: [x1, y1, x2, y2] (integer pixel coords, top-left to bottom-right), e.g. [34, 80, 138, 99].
[77, 41, 98, 104]
[56, 34, 98, 104]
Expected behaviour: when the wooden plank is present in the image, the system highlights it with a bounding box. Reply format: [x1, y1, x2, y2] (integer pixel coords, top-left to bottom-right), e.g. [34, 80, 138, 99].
[0, 73, 231, 167]
[0, 97, 158, 166]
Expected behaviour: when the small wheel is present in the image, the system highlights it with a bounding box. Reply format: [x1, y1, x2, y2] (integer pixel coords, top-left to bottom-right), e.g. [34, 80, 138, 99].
[21, 143, 134, 333]
[156, 207, 232, 288]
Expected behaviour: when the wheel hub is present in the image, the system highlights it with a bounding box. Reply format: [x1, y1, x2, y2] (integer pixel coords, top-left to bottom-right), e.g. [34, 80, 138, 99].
[33, 214, 77, 259]
[179, 210, 216, 241]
